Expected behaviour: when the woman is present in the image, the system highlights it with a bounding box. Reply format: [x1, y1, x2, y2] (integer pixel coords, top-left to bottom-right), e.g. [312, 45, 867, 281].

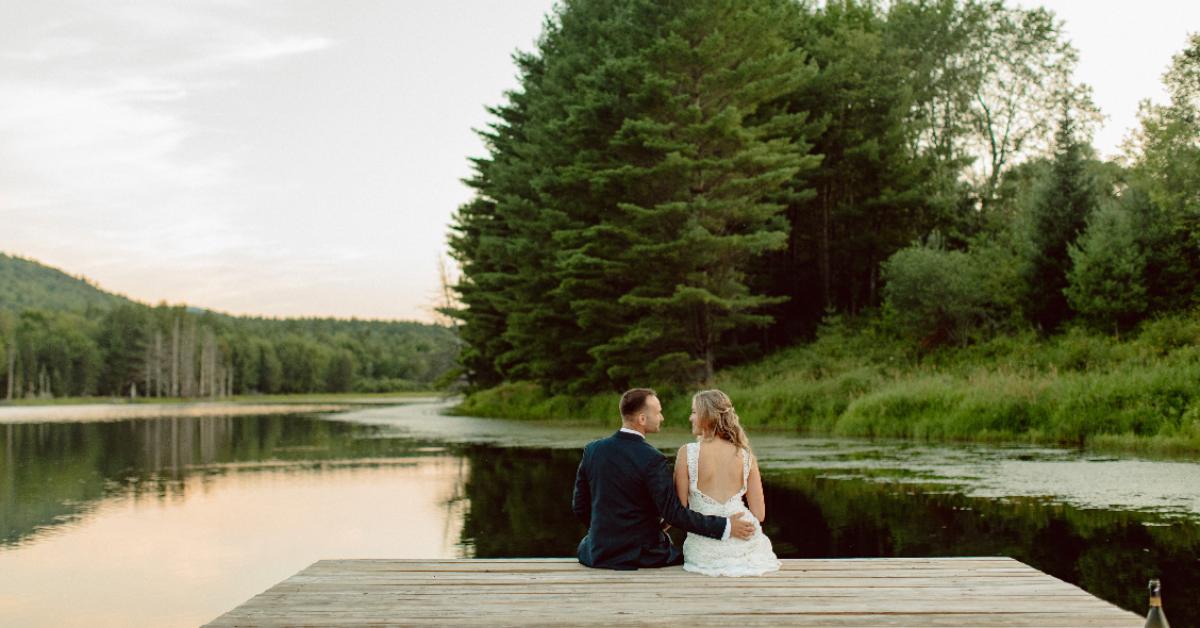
[674, 389, 780, 576]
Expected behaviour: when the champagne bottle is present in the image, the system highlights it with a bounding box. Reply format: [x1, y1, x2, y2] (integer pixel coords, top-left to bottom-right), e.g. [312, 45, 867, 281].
[1144, 578, 1170, 628]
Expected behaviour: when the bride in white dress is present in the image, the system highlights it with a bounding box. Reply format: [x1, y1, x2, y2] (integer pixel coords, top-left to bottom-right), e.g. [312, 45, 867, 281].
[674, 389, 781, 577]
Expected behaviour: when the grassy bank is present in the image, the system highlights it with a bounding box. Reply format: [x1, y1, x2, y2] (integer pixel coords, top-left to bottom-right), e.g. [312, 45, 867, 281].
[0, 391, 441, 407]
[456, 314, 1200, 454]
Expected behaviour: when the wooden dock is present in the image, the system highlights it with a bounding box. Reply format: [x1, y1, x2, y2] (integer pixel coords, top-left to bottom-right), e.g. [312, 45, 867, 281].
[206, 557, 1141, 626]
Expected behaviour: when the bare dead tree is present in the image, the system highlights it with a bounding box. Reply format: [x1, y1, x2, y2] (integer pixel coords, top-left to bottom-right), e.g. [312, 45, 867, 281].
[435, 253, 462, 337]
[199, 328, 219, 398]
[38, 366, 50, 399]
[181, 318, 196, 397]
[154, 331, 165, 397]
[198, 333, 209, 398]
[144, 341, 153, 399]
[171, 317, 181, 397]
[5, 343, 14, 401]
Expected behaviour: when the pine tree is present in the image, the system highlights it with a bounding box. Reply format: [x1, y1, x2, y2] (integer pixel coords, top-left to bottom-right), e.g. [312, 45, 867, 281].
[1021, 107, 1096, 331]
[96, 304, 149, 396]
[450, 0, 820, 389]
[1065, 200, 1147, 335]
[584, 0, 820, 385]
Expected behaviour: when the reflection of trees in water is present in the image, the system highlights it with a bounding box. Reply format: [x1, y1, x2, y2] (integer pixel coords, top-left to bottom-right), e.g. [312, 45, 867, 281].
[0, 415, 404, 548]
[454, 447, 1197, 623]
[761, 472, 1199, 626]
[439, 456, 471, 558]
[457, 446, 584, 558]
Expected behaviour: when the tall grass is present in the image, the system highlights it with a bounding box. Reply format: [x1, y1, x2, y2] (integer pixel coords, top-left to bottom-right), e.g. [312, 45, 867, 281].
[455, 313, 1200, 453]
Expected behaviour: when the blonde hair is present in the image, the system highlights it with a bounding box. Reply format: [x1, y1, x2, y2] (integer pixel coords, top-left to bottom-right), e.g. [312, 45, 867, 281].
[692, 389, 750, 452]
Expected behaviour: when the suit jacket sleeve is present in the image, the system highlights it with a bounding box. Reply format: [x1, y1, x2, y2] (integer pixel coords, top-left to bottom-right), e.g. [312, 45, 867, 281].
[646, 454, 726, 539]
[572, 447, 591, 528]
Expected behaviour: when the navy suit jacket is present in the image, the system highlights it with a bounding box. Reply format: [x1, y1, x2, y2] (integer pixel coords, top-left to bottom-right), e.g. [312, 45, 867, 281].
[572, 430, 727, 569]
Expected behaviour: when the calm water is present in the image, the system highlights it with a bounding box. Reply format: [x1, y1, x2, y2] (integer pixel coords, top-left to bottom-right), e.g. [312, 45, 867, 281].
[2, 400, 1198, 626]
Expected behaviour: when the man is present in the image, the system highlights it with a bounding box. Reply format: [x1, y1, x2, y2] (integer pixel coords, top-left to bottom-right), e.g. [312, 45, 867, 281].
[572, 388, 755, 569]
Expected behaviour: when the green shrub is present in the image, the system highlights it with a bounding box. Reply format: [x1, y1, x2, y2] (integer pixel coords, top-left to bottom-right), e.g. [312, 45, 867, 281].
[882, 245, 987, 347]
[1137, 314, 1200, 356]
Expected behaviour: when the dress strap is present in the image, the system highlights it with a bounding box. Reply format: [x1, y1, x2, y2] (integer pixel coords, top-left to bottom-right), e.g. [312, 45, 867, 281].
[740, 448, 750, 492]
[686, 442, 699, 491]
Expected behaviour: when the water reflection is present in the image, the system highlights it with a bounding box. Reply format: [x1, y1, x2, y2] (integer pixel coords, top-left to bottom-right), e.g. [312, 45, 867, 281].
[2, 409, 1197, 627]
[0, 415, 471, 627]
[1, 415, 439, 548]
[760, 472, 1199, 626]
[458, 446, 584, 558]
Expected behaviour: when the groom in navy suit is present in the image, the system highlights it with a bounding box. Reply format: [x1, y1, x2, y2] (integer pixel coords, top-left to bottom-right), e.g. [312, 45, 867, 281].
[572, 388, 755, 569]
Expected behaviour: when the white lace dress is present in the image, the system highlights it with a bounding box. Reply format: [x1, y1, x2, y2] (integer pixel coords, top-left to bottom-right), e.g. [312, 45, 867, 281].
[681, 442, 781, 577]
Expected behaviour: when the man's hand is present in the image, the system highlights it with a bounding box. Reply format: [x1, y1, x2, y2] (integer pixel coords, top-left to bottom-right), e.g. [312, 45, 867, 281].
[728, 512, 754, 540]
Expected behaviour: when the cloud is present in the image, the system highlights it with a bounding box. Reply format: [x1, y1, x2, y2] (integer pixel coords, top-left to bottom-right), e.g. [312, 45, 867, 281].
[1, 36, 96, 63]
[0, 78, 220, 211]
[171, 35, 336, 74]
[212, 36, 335, 65]
[0, 2, 428, 319]
[0, 4, 334, 221]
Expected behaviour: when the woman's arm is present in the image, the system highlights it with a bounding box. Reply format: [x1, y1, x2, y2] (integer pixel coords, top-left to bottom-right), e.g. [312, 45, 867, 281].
[746, 454, 766, 523]
[674, 446, 689, 508]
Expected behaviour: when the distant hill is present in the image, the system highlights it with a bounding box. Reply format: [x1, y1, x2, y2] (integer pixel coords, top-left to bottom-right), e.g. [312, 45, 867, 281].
[0, 251, 460, 397]
[0, 253, 133, 313]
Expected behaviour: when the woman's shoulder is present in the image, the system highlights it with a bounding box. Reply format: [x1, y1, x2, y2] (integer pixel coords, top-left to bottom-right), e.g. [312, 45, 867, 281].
[676, 442, 699, 459]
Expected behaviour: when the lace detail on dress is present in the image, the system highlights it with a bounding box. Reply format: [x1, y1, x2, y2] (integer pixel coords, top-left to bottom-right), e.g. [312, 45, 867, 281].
[682, 442, 781, 577]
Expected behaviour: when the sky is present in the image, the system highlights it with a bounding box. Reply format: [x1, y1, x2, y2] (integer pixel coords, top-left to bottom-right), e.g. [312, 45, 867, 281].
[0, 1, 1196, 323]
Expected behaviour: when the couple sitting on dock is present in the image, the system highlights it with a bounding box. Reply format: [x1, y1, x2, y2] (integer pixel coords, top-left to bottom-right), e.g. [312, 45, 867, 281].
[572, 388, 781, 576]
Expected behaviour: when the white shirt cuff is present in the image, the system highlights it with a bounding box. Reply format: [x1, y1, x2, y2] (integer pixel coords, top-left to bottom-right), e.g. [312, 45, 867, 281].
[721, 519, 731, 541]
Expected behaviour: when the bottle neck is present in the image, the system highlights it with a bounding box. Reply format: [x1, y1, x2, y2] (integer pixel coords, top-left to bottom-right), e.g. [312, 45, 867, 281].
[1149, 595, 1162, 608]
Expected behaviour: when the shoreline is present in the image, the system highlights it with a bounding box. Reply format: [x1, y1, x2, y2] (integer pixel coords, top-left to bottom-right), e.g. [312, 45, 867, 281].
[0, 391, 439, 406]
[0, 393, 440, 423]
[453, 381, 1200, 458]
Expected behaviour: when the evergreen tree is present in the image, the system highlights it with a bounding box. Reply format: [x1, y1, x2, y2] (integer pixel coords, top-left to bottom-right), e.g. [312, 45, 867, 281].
[96, 304, 150, 396]
[258, 341, 284, 394]
[1021, 107, 1096, 331]
[325, 349, 357, 393]
[449, 0, 820, 389]
[449, 15, 592, 389]
[589, 0, 820, 385]
[1065, 200, 1147, 335]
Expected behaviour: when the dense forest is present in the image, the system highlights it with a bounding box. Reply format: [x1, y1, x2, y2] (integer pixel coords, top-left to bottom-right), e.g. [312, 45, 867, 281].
[448, 0, 1200, 395]
[0, 254, 459, 399]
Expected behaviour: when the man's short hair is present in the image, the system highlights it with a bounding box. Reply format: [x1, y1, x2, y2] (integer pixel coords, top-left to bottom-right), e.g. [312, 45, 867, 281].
[619, 388, 657, 420]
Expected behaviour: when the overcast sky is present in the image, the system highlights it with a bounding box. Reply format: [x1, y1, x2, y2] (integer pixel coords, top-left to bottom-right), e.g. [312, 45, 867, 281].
[1, 1, 1195, 322]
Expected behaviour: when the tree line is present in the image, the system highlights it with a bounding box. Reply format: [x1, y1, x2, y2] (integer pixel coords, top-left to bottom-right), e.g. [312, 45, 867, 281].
[447, 0, 1200, 392]
[0, 304, 459, 400]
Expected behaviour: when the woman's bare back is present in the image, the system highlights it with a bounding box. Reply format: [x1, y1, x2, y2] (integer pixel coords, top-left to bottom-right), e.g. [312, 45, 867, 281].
[695, 438, 745, 503]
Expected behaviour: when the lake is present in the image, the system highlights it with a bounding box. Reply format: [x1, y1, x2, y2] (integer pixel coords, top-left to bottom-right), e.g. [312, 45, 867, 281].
[2, 400, 1197, 626]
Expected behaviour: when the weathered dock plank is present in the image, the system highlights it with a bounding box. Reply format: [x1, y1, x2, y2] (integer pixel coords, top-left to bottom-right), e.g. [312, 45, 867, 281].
[205, 557, 1140, 627]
